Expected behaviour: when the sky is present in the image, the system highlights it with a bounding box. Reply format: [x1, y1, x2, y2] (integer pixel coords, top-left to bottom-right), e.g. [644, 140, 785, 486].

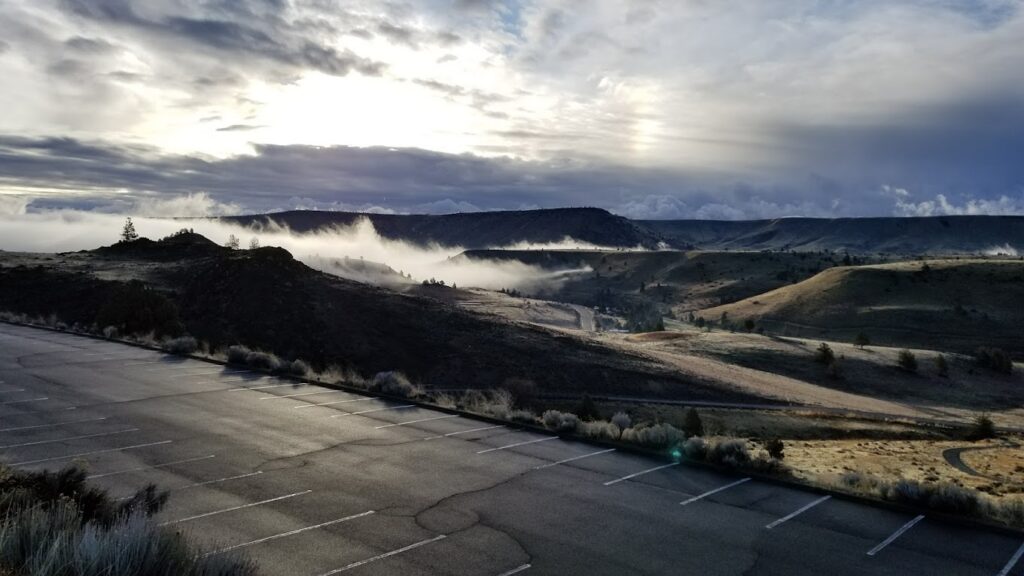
[0, 0, 1022, 220]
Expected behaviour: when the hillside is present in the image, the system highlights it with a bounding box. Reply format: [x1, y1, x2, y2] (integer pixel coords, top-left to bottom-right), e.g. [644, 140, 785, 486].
[0, 233, 752, 402]
[459, 249, 861, 318]
[700, 259, 1024, 355]
[220, 207, 661, 249]
[642, 216, 1024, 254]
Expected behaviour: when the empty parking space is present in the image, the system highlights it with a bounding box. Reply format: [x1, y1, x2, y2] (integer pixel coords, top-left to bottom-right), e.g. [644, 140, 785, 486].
[0, 322, 1017, 576]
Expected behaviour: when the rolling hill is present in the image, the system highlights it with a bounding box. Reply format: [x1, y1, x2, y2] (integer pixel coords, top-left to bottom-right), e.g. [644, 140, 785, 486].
[699, 259, 1024, 355]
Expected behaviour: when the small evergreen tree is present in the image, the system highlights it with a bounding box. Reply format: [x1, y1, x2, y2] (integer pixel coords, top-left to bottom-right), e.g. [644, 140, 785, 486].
[898, 349, 918, 373]
[764, 438, 785, 460]
[120, 217, 139, 242]
[935, 354, 949, 378]
[815, 342, 835, 365]
[744, 319, 755, 332]
[683, 407, 704, 437]
[854, 332, 870, 349]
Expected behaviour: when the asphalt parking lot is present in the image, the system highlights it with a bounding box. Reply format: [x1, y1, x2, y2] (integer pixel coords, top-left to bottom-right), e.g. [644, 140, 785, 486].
[1, 322, 1022, 575]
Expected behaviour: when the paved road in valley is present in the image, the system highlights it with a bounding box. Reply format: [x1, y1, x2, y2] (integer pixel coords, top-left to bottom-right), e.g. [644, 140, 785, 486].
[1, 323, 1021, 575]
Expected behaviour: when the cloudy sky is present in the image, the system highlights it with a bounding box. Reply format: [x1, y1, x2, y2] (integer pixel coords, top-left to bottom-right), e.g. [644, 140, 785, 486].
[0, 0, 1022, 219]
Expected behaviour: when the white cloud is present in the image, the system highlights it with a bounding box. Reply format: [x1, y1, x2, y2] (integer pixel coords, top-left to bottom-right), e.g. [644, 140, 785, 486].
[132, 192, 241, 217]
[890, 187, 1024, 216]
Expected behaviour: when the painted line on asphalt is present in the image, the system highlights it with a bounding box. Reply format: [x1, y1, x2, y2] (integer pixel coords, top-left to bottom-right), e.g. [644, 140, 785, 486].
[0, 428, 139, 449]
[680, 477, 751, 506]
[205, 510, 376, 556]
[867, 515, 925, 557]
[376, 415, 459, 429]
[2, 406, 78, 415]
[228, 382, 293, 392]
[604, 462, 679, 486]
[176, 471, 264, 492]
[0, 416, 108, 433]
[331, 405, 415, 418]
[0, 388, 27, 393]
[88, 454, 217, 479]
[295, 397, 377, 409]
[13, 440, 172, 466]
[496, 565, 532, 576]
[765, 496, 832, 529]
[259, 390, 346, 400]
[478, 436, 558, 454]
[159, 490, 312, 526]
[997, 541, 1024, 576]
[424, 424, 505, 440]
[534, 448, 616, 470]
[0, 397, 48, 405]
[318, 535, 447, 575]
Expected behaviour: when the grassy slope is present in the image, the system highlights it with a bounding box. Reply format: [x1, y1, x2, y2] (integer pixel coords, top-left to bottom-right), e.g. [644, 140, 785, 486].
[0, 236, 759, 403]
[699, 259, 1024, 355]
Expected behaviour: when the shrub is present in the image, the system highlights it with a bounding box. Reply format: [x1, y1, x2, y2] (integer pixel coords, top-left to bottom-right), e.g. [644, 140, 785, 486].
[226, 345, 251, 365]
[935, 354, 949, 378]
[682, 436, 707, 460]
[968, 414, 996, 440]
[542, 410, 580, 433]
[287, 359, 310, 377]
[102, 325, 119, 339]
[244, 350, 281, 372]
[611, 411, 631, 435]
[369, 371, 421, 398]
[577, 420, 621, 441]
[461, 389, 514, 419]
[706, 438, 751, 467]
[898, 349, 918, 373]
[95, 280, 184, 338]
[621, 423, 684, 449]
[815, 342, 835, 365]
[975, 347, 1013, 375]
[574, 393, 601, 421]
[764, 438, 785, 460]
[509, 409, 538, 424]
[883, 480, 983, 516]
[826, 359, 843, 380]
[164, 335, 198, 355]
[682, 408, 704, 438]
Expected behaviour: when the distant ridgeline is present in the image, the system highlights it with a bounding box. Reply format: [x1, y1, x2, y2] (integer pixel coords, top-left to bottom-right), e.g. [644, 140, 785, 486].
[219, 209, 1024, 255]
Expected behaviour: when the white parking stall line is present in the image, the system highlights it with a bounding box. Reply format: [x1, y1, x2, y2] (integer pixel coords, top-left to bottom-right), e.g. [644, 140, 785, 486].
[88, 454, 217, 479]
[318, 535, 447, 575]
[376, 415, 459, 429]
[477, 436, 558, 455]
[228, 382, 293, 392]
[0, 417, 108, 433]
[259, 390, 346, 400]
[12, 440, 172, 466]
[295, 397, 376, 409]
[534, 448, 616, 470]
[0, 388, 27, 393]
[159, 490, 312, 526]
[176, 470, 264, 492]
[331, 405, 416, 418]
[0, 428, 139, 449]
[765, 495, 831, 529]
[496, 565, 532, 576]
[866, 515, 925, 557]
[424, 424, 505, 440]
[205, 510, 376, 556]
[603, 462, 679, 486]
[997, 541, 1024, 576]
[680, 477, 751, 506]
[0, 397, 48, 405]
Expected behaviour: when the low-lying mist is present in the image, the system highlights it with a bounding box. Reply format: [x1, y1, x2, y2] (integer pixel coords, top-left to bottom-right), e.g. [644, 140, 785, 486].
[0, 211, 595, 293]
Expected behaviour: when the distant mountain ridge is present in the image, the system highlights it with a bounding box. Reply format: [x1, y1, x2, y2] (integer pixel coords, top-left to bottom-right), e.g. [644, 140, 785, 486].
[220, 209, 1024, 254]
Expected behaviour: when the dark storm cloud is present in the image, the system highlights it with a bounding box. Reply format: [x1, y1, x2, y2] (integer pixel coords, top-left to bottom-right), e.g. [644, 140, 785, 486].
[59, 0, 385, 78]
